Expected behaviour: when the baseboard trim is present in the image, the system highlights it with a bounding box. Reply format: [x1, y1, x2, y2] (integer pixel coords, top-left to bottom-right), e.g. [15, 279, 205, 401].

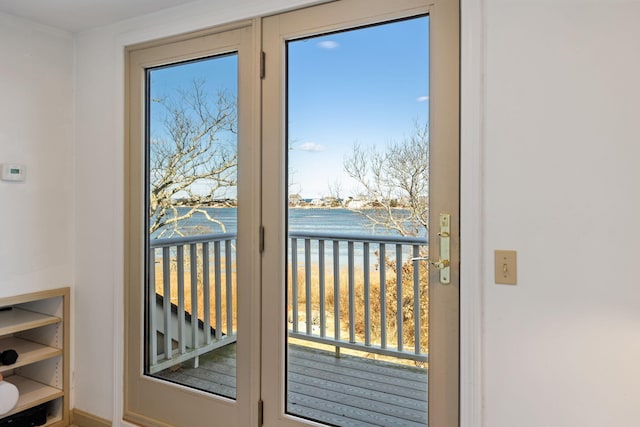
[71, 409, 112, 427]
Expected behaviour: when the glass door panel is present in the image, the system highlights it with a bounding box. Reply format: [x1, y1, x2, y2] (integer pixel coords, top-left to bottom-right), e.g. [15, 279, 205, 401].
[126, 22, 258, 427]
[263, 1, 459, 425]
[146, 53, 238, 398]
[285, 17, 430, 427]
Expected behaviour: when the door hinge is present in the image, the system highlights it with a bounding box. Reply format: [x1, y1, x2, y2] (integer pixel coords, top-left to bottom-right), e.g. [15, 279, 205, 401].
[259, 225, 265, 253]
[258, 399, 264, 425]
[260, 51, 266, 79]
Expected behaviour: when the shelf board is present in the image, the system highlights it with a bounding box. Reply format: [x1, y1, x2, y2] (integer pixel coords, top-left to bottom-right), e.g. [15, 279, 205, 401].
[0, 337, 62, 374]
[0, 308, 60, 336]
[1, 375, 63, 419]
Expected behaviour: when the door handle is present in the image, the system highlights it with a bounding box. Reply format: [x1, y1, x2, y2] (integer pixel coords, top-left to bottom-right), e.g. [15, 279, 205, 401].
[435, 213, 451, 284]
[409, 256, 449, 270]
[409, 214, 451, 284]
[430, 259, 450, 270]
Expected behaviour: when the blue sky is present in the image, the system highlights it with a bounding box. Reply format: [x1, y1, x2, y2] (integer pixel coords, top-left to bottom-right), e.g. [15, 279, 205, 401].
[147, 15, 429, 199]
[288, 16, 429, 198]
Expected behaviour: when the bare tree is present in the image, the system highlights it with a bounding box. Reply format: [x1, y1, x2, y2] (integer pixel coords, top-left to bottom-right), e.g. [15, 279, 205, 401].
[149, 79, 237, 237]
[287, 138, 302, 196]
[327, 179, 343, 205]
[343, 123, 429, 237]
[343, 124, 430, 363]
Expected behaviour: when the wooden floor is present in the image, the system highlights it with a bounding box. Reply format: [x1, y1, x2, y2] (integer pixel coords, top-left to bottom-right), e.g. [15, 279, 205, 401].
[155, 343, 428, 427]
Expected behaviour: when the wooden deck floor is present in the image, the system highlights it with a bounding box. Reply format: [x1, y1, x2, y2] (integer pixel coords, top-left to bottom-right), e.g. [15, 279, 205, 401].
[155, 343, 428, 427]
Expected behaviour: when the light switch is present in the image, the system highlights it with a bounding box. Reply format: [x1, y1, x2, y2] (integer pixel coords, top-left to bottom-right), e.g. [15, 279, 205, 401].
[495, 250, 517, 285]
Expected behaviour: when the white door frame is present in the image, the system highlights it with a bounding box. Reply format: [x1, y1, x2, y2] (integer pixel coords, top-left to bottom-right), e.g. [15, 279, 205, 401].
[459, 0, 484, 426]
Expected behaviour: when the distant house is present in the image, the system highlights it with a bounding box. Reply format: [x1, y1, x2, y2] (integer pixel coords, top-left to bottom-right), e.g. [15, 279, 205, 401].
[322, 196, 341, 207]
[289, 193, 303, 206]
[346, 198, 368, 209]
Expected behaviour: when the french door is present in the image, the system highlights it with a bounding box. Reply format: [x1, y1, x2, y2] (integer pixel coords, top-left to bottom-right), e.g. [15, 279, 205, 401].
[125, 1, 458, 426]
[262, 1, 459, 426]
[125, 21, 261, 427]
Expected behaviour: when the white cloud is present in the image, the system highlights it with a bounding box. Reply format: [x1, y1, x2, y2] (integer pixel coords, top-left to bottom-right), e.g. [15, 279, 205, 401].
[297, 142, 326, 152]
[416, 96, 429, 102]
[318, 40, 339, 50]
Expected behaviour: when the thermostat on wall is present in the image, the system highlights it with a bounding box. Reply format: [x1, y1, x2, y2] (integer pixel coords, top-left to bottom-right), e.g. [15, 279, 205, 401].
[1, 164, 26, 182]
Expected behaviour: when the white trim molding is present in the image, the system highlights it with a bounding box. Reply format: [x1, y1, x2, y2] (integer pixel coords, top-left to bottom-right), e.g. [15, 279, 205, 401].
[460, 0, 485, 426]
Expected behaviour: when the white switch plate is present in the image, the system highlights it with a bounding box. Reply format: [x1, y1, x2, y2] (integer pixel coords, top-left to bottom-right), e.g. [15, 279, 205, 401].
[1, 164, 26, 182]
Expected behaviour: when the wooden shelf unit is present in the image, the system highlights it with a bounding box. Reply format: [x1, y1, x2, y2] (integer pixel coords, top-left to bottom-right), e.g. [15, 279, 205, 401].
[0, 288, 69, 427]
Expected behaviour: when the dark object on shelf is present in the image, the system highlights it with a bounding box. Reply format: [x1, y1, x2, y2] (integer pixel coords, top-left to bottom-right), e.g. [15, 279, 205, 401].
[0, 403, 47, 426]
[0, 350, 18, 366]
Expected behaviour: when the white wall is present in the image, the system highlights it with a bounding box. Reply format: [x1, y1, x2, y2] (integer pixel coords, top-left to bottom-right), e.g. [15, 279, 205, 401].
[0, 14, 74, 296]
[482, 1, 640, 426]
[70, 0, 640, 425]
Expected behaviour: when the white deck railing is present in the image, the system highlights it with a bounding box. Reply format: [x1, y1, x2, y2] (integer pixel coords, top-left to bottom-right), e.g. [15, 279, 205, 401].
[148, 230, 428, 373]
[289, 231, 428, 363]
[149, 233, 237, 373]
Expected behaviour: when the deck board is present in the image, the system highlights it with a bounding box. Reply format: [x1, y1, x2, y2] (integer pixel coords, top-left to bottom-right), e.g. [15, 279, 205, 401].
[154, 343, 428, 426]
[288, 371, 425, 413]
[289, 382, 426, 424]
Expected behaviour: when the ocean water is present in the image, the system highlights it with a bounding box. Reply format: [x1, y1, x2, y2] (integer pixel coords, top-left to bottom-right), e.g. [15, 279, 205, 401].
[153, 207, 424, 238]
[151, 208, 430, 271]
[152, 207, 427, 268]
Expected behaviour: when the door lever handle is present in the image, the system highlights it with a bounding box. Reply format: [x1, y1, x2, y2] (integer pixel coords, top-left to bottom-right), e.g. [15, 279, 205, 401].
[430, 259, 450, 270]
[409, 257, 449, 270]
[437, 213, 451, 284]
[409, 213, 451, 284]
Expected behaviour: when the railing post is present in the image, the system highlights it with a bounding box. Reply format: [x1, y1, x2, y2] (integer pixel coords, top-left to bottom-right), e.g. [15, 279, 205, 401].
[203, 242, 211, 345]
[363, 242, 371, 347]
[379, 243, 387, 350]
[319, 239, 326, 338]
[304, 239, 312, 335]
[177, 245, 186, 354]
[162, 247, 172, 360]
[396, 244, 404, 352]
[214, 241, 222, 340]
[348, 241, 355, 344]
[413, 245, 421, 354]
[149, 248, 157, 366]
[291, 238, 299, 333]
[225, 239, 234, 335]
[190, 243, 199, 369]
[333, 240, 340, 357]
